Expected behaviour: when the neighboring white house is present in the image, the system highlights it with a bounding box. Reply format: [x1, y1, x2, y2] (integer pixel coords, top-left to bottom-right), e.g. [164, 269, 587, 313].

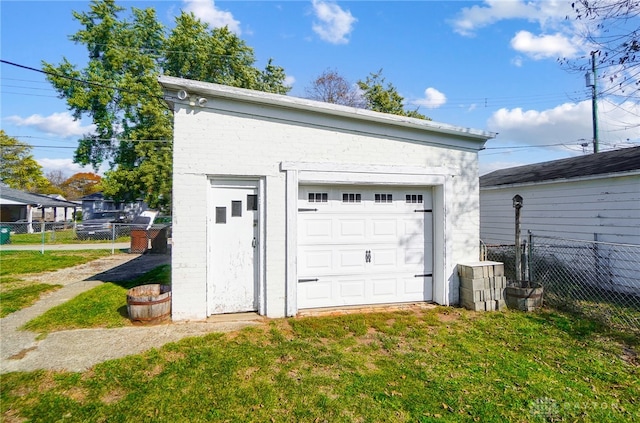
[480, 147, 640, 295]
[479, 146, 640, 246]
[159, 76, 495, 320]
[0, 185, 78, 231]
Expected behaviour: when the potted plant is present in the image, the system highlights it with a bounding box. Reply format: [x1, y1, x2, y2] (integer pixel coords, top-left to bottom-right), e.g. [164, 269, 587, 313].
[505, 280, 544, 312]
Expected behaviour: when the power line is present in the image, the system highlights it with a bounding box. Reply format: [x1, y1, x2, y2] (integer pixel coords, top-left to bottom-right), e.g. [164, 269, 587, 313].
[482, 142, 571, 150]
[6, 136, 172, 143]
[1, 91, 59, 99]
[0, 59, 163, 100]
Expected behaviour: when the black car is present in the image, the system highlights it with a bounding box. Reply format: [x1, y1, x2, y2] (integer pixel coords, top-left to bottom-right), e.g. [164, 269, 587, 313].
[75, 211, 130, 240]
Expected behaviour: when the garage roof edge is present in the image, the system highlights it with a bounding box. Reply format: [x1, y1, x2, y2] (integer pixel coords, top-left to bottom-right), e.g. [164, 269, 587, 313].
[159, 76, 495, 144]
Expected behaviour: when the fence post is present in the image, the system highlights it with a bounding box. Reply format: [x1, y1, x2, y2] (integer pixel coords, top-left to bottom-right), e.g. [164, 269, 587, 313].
[527, 230, 533, 282]
[41, 222, 45, 255]
[112, 224, 116, 255]
[513, 195, 523, 282]
[522, 240, 529, 282]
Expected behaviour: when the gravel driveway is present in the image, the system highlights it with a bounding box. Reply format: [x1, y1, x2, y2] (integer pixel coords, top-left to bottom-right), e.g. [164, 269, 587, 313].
[0, 253, 264, 374]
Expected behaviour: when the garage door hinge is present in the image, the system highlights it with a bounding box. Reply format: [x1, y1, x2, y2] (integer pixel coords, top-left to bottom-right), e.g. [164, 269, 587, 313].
[414, 209, 433, 213]
[298, 278, 319, 283]
[298, 208, 318, 212]
[414, 273, 433, 278]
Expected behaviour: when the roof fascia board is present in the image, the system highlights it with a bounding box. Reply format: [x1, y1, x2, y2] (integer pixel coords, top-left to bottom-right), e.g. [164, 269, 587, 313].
[480, 169, 640, 190]
[159, 76, 495, 151]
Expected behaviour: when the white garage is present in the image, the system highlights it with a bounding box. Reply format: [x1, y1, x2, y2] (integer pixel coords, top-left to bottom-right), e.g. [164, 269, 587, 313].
[159, 76, 494, 320]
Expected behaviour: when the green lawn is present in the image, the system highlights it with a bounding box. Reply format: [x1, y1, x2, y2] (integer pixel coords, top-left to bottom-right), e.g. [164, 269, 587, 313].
[22, 264, 171, 332]
[0, 250, 114, 318]
[2, 308, 639, 422]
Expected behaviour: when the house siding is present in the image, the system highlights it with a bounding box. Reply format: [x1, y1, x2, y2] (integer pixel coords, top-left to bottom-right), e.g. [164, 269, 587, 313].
[480, 174, 640, 245]
[167, 81, 489, 320]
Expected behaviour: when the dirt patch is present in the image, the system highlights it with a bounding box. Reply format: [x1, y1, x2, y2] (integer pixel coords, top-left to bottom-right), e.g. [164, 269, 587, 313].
[101, 388, 127, 405]
[8, 347, 37, 360]
[2, 408, 27, 423]
[65, 386, 89, 403]
[437, 310, 462, 323]
[621, 346, 638, 366]
[18, 255, 143, 286]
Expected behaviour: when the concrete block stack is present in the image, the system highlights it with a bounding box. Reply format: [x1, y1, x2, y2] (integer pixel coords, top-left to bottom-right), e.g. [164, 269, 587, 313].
[458, 261, 507, 311]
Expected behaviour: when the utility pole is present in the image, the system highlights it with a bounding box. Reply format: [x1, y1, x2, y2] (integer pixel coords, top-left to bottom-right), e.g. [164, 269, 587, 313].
[587, 51, 600, 153]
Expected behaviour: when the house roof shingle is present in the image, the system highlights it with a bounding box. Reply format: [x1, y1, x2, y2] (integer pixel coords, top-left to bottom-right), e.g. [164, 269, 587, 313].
[480, 146, 640, 188]
[0, 186, 78, 208]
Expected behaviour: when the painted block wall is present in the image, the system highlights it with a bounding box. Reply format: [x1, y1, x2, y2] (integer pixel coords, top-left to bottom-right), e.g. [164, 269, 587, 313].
[171, 96, 484, 319]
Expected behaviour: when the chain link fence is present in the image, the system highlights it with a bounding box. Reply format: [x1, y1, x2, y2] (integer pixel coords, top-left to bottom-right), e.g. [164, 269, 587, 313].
[0, 221, 171, 254]
[484, 234, 640, 333]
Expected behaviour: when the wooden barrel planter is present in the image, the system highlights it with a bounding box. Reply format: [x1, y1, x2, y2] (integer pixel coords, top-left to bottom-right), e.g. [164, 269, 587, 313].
[126, 284, 171, 324]
[505, 281, 544, 312]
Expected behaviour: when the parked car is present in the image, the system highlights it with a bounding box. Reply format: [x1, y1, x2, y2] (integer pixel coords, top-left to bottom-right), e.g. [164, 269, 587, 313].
[75, 211, 131, 240]
[11, 219, 42, 234]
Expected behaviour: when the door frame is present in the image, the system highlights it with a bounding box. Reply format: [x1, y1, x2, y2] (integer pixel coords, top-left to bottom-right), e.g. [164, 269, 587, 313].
[282, 161, 452, 317]
[207, 177, 265, 316]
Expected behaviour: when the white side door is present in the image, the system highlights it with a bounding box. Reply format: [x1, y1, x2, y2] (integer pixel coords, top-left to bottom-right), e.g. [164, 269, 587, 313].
[209, 180, 259, 314]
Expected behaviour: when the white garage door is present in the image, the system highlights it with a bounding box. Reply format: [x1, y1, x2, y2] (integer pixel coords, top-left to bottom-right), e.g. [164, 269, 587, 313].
[297, 185, 433, 309]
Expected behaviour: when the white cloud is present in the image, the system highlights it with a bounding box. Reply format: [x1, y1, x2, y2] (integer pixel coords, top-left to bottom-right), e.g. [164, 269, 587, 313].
[311, 0, 357, 44]
[451, 0, 570, 36]
[488, 101, 591, 146]
[284, 75, 296, 87]
[5, 112, 95, 138]
[487, 100, 640, 147]
[511, 56, 523, 67]
[510, 30, 578, 59]
[451, 1, 584, 63]
[413, 87, 447, 109]
[183, 0, 241, 34]
[37, 158, 108, 177]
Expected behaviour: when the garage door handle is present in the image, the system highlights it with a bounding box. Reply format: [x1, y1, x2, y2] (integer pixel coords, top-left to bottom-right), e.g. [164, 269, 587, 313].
[365, 250, 371, 263]
[414, 273, 433, 277]
[298, 278, 319, 283]
[252, 237, 257, 248]
[298, 208, 318, 212]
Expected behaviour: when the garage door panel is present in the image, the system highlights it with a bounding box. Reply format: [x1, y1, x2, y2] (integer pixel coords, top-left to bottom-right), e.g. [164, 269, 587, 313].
[339, 278, 366, 298]
[371, 249, 398, 268]
[339, 249, 367, 270]
[301, 280, 333, 301]
[403, 248, 424, 266]
[299, 249, 333, 271]
[300, 218, 332, 239]
[298, 185, 433, 309]
[402, 218, 424, 237]
[372, 278, 397, 296]
[404, 276, 432, 297]
[340, 219, 366, 237]
[371, 219, 397, 237]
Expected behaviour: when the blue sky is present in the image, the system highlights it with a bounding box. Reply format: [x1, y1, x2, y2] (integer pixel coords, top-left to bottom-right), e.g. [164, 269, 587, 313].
[2, 0, 639, 178]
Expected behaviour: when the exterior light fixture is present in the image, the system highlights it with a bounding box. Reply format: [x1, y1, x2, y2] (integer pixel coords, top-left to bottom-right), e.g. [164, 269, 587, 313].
[512, 194, 523, 209]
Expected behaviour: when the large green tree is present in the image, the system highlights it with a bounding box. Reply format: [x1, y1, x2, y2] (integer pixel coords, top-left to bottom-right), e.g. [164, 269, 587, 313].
[306, 69, 429, 119]
[44, 0, 289, 211]
[0, 131, 51, 192]
[357, 70, 429, 120]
